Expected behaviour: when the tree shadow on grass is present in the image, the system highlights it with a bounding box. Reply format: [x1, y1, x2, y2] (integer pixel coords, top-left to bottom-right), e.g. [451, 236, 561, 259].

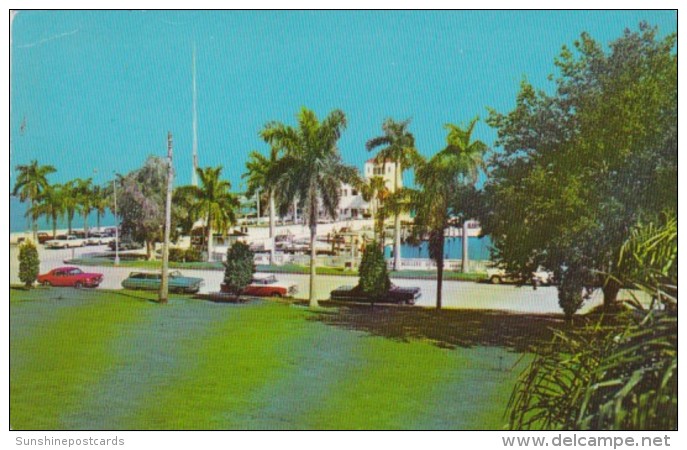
[309, 304, 574, 352]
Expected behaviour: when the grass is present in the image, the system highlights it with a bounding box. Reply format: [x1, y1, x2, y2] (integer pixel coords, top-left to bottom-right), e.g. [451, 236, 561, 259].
[65, 258, 488, 281]
[9, 288, 560, 430]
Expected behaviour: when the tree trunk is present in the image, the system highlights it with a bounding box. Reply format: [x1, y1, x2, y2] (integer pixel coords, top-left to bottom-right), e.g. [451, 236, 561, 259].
[269, 190, 276, 265]
[436, 233, 445, 310]
[146, 240, 153, 260]
[309, 222, 318, 308]
[68, 212, 73, 235]
[31, 199, 37, 242]
[207, 214, 214, 262]
[96, 212, 101, 232]
[602, 277, 621, 309]
[83, 212, 89, 238]
[52, 213, 57, 238]
[461, 220, 470, 273]
[393, 161, 402, 271]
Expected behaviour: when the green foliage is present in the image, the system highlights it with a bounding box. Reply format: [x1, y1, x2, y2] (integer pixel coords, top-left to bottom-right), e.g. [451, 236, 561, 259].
[508, 213, 677, 430]
[222, 241, 255, 295]
[483, 23, 677, 314]
[168, 247, 204, 263]
[18, 240, 40, 288]
[357, 241, 390, 299]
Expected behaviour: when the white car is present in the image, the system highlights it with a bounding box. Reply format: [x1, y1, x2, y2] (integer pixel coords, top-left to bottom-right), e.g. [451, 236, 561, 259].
[84, 235, 115, 246]
[45, 235, 85, 249]
[486, 267, 554, 285]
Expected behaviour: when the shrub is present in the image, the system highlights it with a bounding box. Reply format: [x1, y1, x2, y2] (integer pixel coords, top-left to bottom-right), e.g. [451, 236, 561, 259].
[183, 247, 203, 262]
[357, 240, 390, 300]
[168, 248, 186, 262]
[223, 241, 255, 295]
[168, 247, 204, 263]
[18, 240, 40, 288]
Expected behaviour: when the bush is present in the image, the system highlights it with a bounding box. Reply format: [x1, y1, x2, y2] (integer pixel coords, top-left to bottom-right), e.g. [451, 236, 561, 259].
[18, 240, 40, 288]
[168, 247, 204, 263]
[357, 240, 390, 300]
[223, 241, 255, 295]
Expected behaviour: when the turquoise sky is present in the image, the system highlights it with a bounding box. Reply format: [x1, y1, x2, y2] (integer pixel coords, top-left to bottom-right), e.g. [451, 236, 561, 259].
[10, 10, 677, 189]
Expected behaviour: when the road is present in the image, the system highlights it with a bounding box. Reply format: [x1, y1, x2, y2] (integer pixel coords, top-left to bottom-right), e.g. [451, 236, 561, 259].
[10, 244, 645, 315]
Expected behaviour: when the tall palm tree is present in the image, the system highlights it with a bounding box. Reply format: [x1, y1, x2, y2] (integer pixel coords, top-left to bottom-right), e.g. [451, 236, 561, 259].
[74, 178, 94, 237]
[12, 160, 56, 241]
[262, 107, 357, 308]
[438, 118, 488, 272]
[366, 118, 422, 271]
[412, 155, 456, 309]
[190, 166, 239, 261]
[62, 180, 80, 235]
[28, 183, 65, 238]
[243, 146, 281, 265]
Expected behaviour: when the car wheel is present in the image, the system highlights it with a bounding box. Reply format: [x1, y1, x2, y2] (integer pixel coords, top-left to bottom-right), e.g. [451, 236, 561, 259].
[490, 276, 502, 284]
[75, 281, 83, 289]
[405, 299, 416, 306]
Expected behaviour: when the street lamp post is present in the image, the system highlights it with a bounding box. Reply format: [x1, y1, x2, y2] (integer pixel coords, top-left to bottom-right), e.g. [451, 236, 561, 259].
[113, 175, 120, 266]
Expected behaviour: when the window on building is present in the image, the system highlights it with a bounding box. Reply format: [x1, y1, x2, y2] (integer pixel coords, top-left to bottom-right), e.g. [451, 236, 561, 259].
[343, 189, 348, 196]
[352, 189, 358, 196]
[387, 166, 391, 173]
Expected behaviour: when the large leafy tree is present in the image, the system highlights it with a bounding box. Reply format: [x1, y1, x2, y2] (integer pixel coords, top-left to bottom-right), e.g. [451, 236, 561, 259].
[366, 118, 422, 271]
[189, 166, 239, 261]
[483, 23, 676, 315]
[118, 156, 168, 259]
[262, 107, 357, 308]
[12, 160, 56, 241]
[28, 183, 64, 238]
[243, 146, 281, 264]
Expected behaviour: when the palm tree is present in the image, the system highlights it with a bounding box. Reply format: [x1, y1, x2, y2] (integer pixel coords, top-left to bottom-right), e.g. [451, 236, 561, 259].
[358, 175, 390, 241]
[412, 155, 456, 309]
[74, 178, 94, 238]
[366, 118, 422, 271]
[12, 160, 56, 241]
[62, 181, 80, 235]
[28, 183, 65, 238]
[190, 166, 239, 261]
[92, 184, 109, 232]
[243, 146, 281, 265]
[262, 107, 357, 308]
[438, 118, 488, 272]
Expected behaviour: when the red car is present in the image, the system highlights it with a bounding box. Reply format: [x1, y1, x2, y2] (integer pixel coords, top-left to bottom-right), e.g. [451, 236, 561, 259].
[37, 266, 104, 288]
[221, 274, 298, 298]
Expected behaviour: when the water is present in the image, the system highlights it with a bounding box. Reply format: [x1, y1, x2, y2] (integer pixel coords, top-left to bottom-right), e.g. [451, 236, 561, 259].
[385, 236, 492, 261]
[10, 195, 117, 233]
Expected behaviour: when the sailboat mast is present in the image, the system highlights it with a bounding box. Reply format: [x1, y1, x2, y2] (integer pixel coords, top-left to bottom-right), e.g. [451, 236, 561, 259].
[191, 43, 199, 187]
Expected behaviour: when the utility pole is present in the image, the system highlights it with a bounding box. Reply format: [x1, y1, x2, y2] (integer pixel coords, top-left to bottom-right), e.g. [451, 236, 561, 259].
[159, 132, 174, 304]
[113, 174, 120, 266]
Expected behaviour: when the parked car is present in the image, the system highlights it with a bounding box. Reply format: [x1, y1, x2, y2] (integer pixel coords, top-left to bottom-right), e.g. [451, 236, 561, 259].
[220, 273, 298, 297]
[45, 235, 85, 249]
[108, 239, 144, 251]
[329, 284, 421, 305]
[85, 234, 115, 246]
[486, 268, 554, 286]
[37, 232, 51, 244]
[121, 271, 204, 294]
[37, 266, 103, 288]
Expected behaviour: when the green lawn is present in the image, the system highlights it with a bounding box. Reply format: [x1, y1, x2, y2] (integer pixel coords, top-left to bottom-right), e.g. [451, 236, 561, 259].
[10, 287, 556, 430]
